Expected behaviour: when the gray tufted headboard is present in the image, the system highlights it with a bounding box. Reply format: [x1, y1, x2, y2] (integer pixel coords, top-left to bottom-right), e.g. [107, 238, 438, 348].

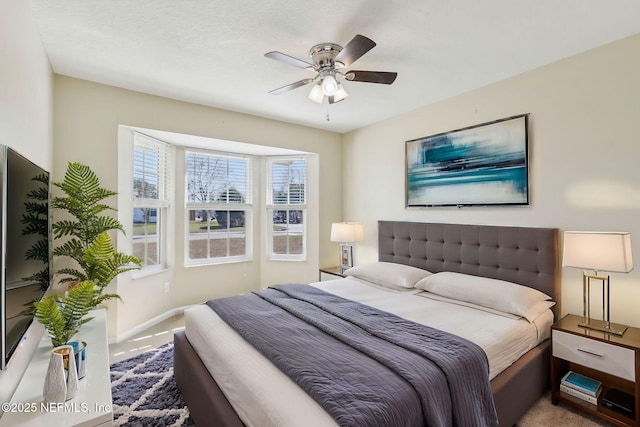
[378, 221, 559, 309]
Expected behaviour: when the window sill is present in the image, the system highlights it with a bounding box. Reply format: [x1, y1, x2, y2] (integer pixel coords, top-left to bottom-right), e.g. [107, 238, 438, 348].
[131, 265, 169, 280]
[185, 257, 253, 267]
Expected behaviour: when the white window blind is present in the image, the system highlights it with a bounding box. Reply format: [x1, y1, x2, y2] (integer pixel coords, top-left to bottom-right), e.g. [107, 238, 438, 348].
[134, 134, 171, 202]
[133, 133, 171, 269]
[185, 152, 251, 204]
[270, 159, 306, 205]
[185, 150, 252, 264]
[267, 157, 306, 260]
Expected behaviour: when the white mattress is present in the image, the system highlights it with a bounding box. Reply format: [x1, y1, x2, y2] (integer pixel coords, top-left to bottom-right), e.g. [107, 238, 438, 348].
[184, 278, 553, 427]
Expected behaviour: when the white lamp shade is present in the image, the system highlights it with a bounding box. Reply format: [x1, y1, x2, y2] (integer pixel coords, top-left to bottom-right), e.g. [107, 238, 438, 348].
[308, 84, 323, 103]
[331, 222, 364, 243]
[333, 83, 349, 102]
[562, 231, 634, 273]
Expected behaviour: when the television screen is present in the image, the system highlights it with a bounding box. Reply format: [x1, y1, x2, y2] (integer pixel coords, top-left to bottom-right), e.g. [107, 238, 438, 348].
[1, 146, 50, 369]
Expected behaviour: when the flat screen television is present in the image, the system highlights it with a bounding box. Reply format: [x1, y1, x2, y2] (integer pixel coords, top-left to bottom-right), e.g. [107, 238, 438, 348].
[0, 145, 50, 370]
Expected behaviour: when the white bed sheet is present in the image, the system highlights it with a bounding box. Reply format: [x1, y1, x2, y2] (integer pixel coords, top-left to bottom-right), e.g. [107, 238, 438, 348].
[184, 277, 553, 427]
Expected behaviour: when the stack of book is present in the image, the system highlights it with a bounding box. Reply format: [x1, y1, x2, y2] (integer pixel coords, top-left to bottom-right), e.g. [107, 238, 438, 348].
[561, 371, 602, 405]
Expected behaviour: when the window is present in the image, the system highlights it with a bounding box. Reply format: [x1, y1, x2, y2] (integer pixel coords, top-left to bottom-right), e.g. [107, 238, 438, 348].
[185, 150, 252, 265]
[133, 134, 170, 271]
[267, 157, 306, 260]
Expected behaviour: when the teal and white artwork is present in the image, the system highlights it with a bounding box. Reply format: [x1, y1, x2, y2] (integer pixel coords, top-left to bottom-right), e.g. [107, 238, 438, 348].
[406, 114, 529, 207]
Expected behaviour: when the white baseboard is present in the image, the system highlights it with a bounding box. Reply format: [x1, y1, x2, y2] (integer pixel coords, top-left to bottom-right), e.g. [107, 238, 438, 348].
[111, 305, 194, 345]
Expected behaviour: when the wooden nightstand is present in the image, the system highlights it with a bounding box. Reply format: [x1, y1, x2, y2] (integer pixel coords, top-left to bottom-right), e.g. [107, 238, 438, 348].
[551, 314, 640, 427]
[319, 266, 345, 281]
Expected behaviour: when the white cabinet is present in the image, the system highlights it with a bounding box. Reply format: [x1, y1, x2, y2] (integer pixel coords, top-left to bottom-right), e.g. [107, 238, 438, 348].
[0, 309, 113, 427]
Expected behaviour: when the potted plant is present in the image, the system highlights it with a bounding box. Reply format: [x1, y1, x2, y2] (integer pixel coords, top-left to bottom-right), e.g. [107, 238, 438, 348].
[32, 162, 141, 346]
[33, 281, 98, 347]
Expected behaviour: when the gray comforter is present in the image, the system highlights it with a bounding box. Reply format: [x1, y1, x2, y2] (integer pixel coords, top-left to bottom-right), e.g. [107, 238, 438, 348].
[206, 284, 498, 427]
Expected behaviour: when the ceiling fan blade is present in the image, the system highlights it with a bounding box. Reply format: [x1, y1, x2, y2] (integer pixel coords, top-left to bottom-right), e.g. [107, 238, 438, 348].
[334, 34, 376, 67]
[268, 78, 314, 95]
[265, 51, 313, 70]
[327, 96, 345, 104]
[344, 70, 398, 84]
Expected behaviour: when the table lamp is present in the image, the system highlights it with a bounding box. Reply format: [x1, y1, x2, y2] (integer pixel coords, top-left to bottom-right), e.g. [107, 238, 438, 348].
[330, 222, 364, 274]
[562, 231, 634, 335]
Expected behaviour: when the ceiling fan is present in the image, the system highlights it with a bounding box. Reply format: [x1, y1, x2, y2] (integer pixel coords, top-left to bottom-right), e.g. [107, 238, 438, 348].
[265, 34, 398, 104]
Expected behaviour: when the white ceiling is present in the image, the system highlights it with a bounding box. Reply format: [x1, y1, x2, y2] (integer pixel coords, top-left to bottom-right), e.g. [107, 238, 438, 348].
[29, 0, 640, 134]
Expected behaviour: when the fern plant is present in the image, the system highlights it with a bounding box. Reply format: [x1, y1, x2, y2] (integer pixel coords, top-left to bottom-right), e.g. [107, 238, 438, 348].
[32, 281, 97, 347]
[56, 232, 140, 306]
[52, 162, 141, 297]
[33, 162, 141, 345]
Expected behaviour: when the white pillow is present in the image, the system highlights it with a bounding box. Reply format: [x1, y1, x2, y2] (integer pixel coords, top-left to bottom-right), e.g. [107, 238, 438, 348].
[344, 262, 432, 290]
[415, 272, 554, 322]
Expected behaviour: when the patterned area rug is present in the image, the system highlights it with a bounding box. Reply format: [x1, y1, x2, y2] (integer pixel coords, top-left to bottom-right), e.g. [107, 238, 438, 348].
[110, 343, 194, 426]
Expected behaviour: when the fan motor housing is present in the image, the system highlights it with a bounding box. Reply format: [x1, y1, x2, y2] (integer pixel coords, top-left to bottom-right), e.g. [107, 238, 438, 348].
[309, 43, 344, 71]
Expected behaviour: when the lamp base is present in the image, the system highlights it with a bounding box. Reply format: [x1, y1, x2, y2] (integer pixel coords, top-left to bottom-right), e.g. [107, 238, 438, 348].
[578, 318, 628, 336]
[339, 243, 353, 274]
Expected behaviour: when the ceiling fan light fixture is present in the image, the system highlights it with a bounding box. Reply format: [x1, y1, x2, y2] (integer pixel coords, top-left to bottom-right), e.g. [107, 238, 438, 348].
[265, 34, 397, 103]
[334, 83, 348, 102]
[308, 83, 324, 103]
[322, 74, 338, 96]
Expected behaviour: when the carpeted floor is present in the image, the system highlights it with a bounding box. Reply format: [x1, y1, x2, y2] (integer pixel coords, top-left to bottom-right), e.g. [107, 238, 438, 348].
[110, 343, 615, 427]
[517, 391, 613, 427]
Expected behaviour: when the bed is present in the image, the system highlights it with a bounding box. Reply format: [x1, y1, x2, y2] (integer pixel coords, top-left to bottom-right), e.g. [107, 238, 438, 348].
[174, 221, 559, 426]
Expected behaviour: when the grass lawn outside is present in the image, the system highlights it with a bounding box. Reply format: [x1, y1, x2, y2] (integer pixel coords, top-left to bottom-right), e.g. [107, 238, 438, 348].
[134, 221, 303, 260]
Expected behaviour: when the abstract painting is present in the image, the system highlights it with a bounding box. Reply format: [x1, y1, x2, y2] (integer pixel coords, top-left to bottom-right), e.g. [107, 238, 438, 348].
[406, 114, 529, 207]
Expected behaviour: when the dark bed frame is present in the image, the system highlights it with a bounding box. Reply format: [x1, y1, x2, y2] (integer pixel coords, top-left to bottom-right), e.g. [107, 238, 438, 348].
[174, 221, 559, 427]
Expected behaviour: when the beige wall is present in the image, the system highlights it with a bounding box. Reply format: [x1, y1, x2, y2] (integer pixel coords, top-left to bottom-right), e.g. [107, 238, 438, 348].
[0, 0, 53, 407]
[343, 34, 640, 327]
[53, 76, 343, 340]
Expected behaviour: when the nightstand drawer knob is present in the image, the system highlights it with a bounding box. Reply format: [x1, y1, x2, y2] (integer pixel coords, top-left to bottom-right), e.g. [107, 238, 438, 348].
[577, 348, 604, 358]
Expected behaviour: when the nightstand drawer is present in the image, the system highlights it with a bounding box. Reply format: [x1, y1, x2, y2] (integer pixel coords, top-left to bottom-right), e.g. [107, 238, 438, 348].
[553, 329, 635, 381]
